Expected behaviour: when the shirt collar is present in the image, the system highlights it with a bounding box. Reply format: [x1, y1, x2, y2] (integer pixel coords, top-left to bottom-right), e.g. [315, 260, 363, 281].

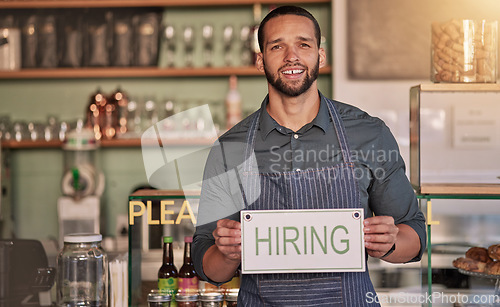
[259, 92, 330, 141]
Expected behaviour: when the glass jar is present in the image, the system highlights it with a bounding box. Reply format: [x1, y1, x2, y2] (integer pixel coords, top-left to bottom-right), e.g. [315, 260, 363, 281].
[431, 19, 498, 83]
[225, 289, 238, 307]
[56, 233, 108, 307]
[199, 292, 223, 307]
[148, 290, 172, 307]
[176, 291, 199, 307]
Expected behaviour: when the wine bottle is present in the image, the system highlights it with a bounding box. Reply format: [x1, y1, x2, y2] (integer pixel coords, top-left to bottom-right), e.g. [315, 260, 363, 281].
[178, 236, 199, 292]
[158, 236, 178, 306]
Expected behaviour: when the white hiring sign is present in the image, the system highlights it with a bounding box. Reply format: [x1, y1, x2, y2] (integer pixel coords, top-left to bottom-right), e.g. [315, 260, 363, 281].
[241, 209, 365, 274]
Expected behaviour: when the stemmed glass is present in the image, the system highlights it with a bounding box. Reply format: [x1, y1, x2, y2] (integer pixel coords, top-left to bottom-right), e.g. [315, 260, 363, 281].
[222, 25, 234, 66]
[240, 25, 252, 66]
[202, 24, 214, 67]
[183, 26, 195, 67]
[163, 24, 176, 67]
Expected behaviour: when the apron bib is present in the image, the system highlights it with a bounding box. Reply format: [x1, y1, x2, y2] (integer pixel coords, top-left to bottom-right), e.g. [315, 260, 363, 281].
[237, 98, 380, 306]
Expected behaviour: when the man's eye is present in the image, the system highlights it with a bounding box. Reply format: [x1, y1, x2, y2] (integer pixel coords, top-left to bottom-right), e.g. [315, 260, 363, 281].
[300, 43, 311, 48]
[270, 45, 280, 50]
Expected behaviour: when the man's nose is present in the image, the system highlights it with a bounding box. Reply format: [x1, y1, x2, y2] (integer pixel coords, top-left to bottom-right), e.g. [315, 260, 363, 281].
[284, 47, 299, 62]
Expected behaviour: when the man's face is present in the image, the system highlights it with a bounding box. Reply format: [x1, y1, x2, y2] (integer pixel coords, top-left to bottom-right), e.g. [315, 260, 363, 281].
[257, 15, 325, 97]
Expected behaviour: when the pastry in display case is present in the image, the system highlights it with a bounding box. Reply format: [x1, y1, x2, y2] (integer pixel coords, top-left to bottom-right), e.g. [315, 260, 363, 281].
[453, 245, 499, 274]
[452, 243, 500, 301]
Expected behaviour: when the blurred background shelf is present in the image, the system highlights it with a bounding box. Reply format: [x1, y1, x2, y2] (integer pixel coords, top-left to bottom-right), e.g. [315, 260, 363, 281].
[0, 66, 331, 79]
[0, 0, 330, 9]
[1, 137, 217, 149]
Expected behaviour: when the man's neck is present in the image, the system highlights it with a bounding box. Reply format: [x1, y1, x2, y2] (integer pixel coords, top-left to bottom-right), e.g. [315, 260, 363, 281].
[266, 87, 321, 132]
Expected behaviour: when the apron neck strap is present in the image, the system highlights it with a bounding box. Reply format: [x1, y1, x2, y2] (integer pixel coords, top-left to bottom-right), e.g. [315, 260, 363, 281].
[243, 96, 353, 172]
[243, 111, 260, 172]
[324, 98, 353, 164]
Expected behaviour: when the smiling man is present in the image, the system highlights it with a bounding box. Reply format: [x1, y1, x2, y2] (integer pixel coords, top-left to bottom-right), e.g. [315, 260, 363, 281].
[193, 6, 426, 306]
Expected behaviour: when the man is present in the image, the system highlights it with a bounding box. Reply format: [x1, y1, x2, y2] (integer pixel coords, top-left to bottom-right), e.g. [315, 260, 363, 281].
[193, 5, 426, 306]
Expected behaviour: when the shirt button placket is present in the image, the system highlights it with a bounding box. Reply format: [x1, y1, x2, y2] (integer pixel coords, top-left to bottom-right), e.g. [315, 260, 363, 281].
[292, 133, 300, 171]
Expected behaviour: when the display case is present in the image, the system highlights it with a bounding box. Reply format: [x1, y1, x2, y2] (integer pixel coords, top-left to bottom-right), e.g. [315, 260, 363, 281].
[410, 83, 500, 195]
[128, 189, 200, 307]
[419, 194, 500, 307]
[410, 83, 500, 306]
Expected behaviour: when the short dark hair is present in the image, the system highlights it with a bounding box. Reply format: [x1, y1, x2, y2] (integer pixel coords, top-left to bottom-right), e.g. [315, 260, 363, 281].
[257, 6, 321, 52]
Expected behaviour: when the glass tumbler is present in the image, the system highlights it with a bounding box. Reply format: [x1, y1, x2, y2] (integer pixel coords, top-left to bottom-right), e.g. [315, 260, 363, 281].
[56, 233, 108, 307]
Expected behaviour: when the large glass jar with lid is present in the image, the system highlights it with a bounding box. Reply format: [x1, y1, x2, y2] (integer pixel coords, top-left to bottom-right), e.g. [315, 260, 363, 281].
[56, 233, 108, 306]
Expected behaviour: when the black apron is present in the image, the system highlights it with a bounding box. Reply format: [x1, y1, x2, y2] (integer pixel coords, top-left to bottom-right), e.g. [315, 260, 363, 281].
[237, 98, 380, 306]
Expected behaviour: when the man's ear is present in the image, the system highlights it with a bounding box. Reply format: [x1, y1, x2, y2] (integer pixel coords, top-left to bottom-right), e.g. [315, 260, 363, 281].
[319, 48, 326, 69]
[256, 53, 264, 72]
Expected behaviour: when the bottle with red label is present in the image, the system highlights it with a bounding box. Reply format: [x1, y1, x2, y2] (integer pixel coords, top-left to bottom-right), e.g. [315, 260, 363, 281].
[178, 236, 199, 292]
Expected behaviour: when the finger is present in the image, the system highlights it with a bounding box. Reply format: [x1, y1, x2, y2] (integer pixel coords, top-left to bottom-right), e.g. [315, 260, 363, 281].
[217, 219, 241, 230]
[364, 233, 395, 244]
[213, 226, 241, 240]
[364, 215, 394, 226]
[215, 235, 241, 246]
[364, 224, 399, 235]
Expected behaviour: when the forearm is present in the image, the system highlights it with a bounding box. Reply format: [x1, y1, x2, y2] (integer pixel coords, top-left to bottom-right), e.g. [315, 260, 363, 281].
[382, 224, 421, 263]
[202, 244, 241, 283]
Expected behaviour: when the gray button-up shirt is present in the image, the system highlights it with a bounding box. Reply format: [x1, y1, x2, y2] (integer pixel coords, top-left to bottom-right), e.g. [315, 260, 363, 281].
[193, 92, 426, 284]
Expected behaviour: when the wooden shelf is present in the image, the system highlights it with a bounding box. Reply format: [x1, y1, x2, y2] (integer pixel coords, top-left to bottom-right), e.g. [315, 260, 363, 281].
[1, 139, 63, 149]
[130, 189, 200, 198]
[0, 66, 331, 79]
[0, 0, 330, 9]
[415, 83, 500, 92]
[1, 137, 216, 149]
[418, 183, 500, 196]
[101, 137, 216, 147]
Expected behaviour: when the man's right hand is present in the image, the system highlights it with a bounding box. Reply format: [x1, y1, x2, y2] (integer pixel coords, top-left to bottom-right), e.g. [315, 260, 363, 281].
[203, 219, 242, 283]
[212, 219, 242, 262]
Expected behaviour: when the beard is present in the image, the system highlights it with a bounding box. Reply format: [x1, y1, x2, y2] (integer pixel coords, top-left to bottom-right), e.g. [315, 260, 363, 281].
[263, 59, 320, 97]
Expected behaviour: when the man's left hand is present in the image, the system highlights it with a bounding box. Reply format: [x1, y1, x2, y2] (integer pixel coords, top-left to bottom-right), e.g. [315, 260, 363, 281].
[363, 216, 399, 259]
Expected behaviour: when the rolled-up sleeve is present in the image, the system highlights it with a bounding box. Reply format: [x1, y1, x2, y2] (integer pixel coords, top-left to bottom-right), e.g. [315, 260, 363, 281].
[193, 141, 243, 285]
[367, 123, 426, 262]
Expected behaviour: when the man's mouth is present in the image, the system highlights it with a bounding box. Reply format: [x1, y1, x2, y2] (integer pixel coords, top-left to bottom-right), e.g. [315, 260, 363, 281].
[281, 68, 305, 78]
[282, 69, 304, 74]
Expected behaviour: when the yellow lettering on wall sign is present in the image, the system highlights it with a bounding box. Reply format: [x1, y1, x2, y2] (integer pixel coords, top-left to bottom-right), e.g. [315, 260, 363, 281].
[128, 199, 198, 225]
[147, 201, 159, 225]
[160, 200, 175, 224]
[129, 201, 145, 225]
[175, 200, 197, 225]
